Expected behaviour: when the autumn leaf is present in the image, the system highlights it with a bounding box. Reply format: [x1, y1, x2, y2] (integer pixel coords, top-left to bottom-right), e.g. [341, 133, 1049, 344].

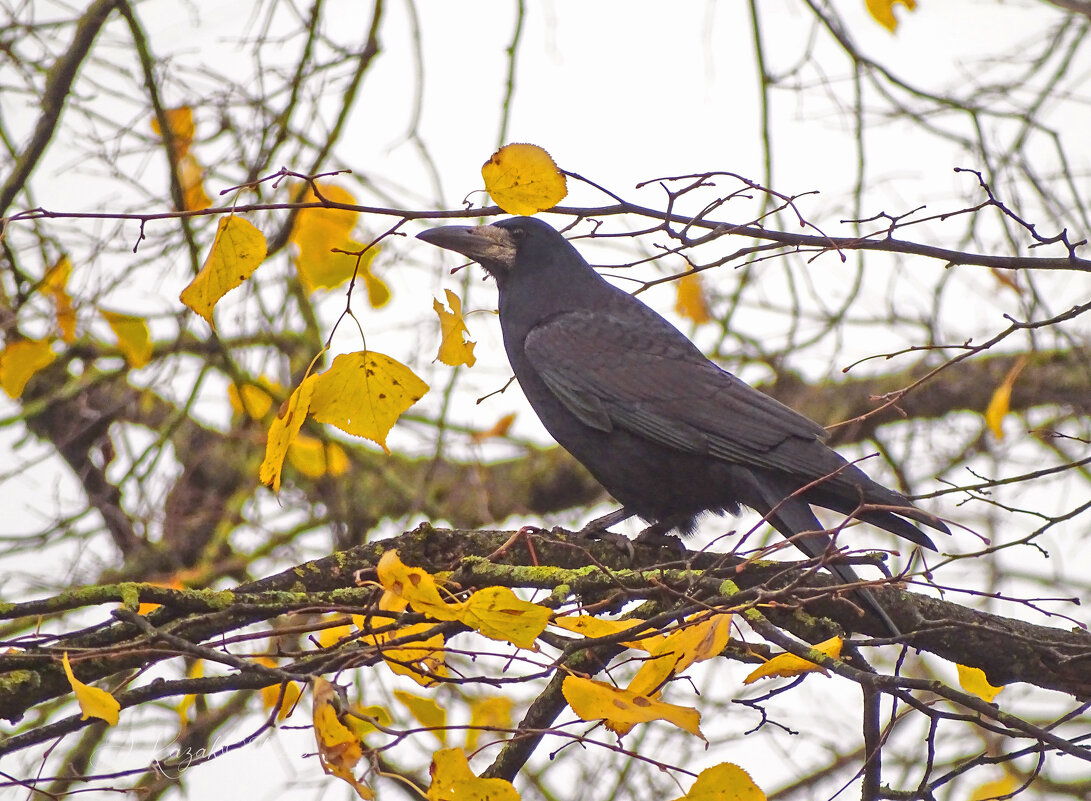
[150, 107, 211, 211]
[427, 748, 520, 801]
[178, 153, 212, 211]
[376, 550, 459, 622]
[482, 143, 568, 216]
[315, 616, 356, 649]
[394, 690, 447, 745]
[360, 269, 390, 308]
[308, 351, 429, 454]
[312, 677, 372, 799]
[288, 436, 350, 478]
[459, 586, 551, 649]
[375, 552, 548, 649]
[175, 659, 203, 723]
[43, 256, 77, 343]
[674, 269, 711, 325]
[628, 613, 732, 697]
[101, 310, 153, 368]
[466, 696, 514, 751]
[343, 703, 392, 743]
[552, 615, 661, 651]
[360, 620, 448, 687]
[135, 577, 184, 615]
[259, 374, 317, 491]
[562, 675, 704, 739]
[991, 268, 1021, 295]
[985, 356, 1029, 440]
[957, 664, 1004, 703]
[866, 0, 916, 32]
[61, 652, 120, 726]
[743, 636, 842, 684]
[150, 106, 195, 158]
[670, 763, 766, 801]
[290, 183, 387, 300]
[180, 215, 268, 327]
[434, 288, 477, 367]
[470, 412, 516, 443]
[968, 775, 1018, 801]
[256, 657, 302, 722]
[0, 338, 56, 398]
[228, 378, 282, 419]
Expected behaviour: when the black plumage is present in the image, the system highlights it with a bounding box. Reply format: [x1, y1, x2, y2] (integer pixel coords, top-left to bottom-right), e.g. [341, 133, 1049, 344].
[417, 216, 948, 633]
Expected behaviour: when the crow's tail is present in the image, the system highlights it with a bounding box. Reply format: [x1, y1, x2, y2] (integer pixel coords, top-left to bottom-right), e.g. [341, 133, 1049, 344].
[754, 484, 902, 637]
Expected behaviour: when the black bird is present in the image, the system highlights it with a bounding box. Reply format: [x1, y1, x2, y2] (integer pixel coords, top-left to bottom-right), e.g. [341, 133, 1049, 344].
[417, 216, 948, 633]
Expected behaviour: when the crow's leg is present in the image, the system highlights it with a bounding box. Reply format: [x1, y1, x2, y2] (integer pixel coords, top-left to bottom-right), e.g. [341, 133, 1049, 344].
[570, 507, 638, 557]
[579, 507, 636, 534]
[633, 516, 687, 551]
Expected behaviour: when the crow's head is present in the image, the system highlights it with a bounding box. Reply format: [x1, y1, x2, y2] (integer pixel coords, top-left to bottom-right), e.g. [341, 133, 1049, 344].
[417, 216, 578, 289]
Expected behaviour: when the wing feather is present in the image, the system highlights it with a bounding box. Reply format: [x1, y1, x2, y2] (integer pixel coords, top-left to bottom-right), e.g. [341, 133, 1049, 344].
[525, 310, 828, 473]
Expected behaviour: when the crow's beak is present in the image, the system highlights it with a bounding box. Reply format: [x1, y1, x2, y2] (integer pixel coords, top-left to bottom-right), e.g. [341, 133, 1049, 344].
[416, 224, 517, 274]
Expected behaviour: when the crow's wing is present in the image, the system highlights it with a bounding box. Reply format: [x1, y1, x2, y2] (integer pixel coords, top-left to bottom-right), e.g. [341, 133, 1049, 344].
[524, 309, 830, 474]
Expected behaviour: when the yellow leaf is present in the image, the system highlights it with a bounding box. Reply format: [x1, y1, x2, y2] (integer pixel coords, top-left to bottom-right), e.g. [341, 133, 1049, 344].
[378, 586, 409, 615]
[178, 153, 212, 212]
[466, 696, 514, 752]
[135, 577, 184, 615]
[312, 678, 373, 799]
[180, 215, 268, 326]
[674, 270, 711, 325]
[427, 748, 520, 801]
[149, 108, 210, 210]
[562, 675, 704, 739]
[101, 310, 153, 368]
[260, 374, 317, 491]
[470, 412, 517, 443]
[677, 613, 733, 663]
[434, 289, 477, 368]
[376, 550, 459, 622]
[628, 613, 732, 697]
[288, 436, 350, 478]
[308, 351, 429, 454]
[394, 690, 448, 745]
[291, 184, 384, 295]
[458, 586, 551, 649]
[61, 652, 120, 726]
[956, 664, 1004, 703]
[176, 659, 203, 723]
[362, 268, 390, 308]
[552, 615, 661, 651]
[343, 703, 392, 743]
[968, 775, 1018, 801]
[316, 617, 356, 649]
[481, 143, 568, 216]
[150, 106, 195, 158]
[991, 268, 1021, 295]
[865, 0, 916, 32]
[0, 338, 56, 398]
[985, 356, 1029, 440]
[43, 256, 77, 343]
[670, 763, 766, 801]
[228, 378, 282, 419]
[256, 658, 302, 722]
[743, 636, 842, 684]
[359, 618, 447, 687]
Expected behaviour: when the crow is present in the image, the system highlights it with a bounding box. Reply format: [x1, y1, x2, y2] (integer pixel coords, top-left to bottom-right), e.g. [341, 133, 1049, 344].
[418, 216, 948, 634]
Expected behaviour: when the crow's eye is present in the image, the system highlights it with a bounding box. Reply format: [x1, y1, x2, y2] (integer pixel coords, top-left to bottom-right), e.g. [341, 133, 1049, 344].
[508, 226, 527, 244]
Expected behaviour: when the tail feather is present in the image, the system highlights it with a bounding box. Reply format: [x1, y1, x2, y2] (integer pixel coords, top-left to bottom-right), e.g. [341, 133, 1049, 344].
[754, 483, 902, 636]
[855, 510, 938, 550]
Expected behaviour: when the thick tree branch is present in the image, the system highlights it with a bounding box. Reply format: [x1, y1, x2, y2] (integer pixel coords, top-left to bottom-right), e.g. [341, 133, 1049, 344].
[2, 526, 1089, 733]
